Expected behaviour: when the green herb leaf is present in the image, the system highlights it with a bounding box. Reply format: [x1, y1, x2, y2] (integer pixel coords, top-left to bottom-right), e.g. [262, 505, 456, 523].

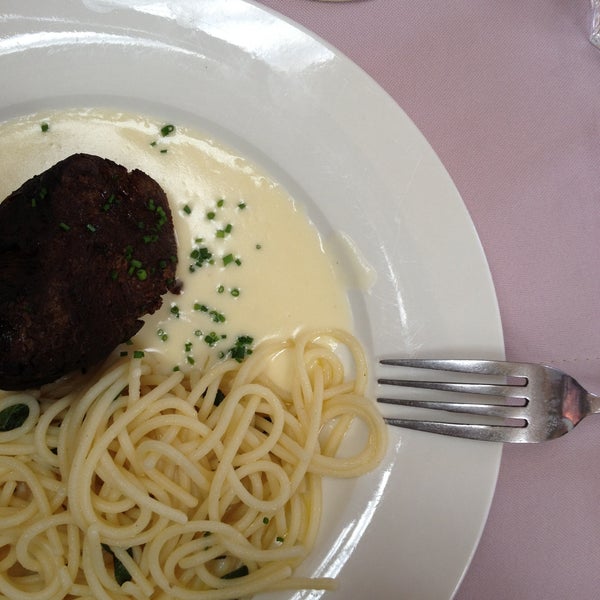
[101, 544, 133, 586]
[0, 404, 29, 431]
[40, 122, 49, 132]
[214, 389, 225, 407]
[221, 565, 249, 580]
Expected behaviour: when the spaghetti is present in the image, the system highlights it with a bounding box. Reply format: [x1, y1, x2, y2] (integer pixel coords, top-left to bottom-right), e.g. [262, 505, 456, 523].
[0, 329, 386, 599]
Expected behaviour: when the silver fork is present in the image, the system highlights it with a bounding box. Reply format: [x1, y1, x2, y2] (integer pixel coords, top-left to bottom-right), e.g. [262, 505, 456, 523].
[377, 359, 600, 443]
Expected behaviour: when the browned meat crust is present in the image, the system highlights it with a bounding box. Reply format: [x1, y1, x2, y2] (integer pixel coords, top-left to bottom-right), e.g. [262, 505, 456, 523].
[0, 153, 178, 390]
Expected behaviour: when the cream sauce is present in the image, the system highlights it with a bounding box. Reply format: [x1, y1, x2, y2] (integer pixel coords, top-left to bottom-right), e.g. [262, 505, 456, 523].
[0, 109, 352, 372]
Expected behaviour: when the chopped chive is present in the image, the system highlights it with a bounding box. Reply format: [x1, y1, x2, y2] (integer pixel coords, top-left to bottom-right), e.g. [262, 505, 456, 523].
[229, 336, 254, 362]
[160, 124, 175, 136]
[102, 194, 116, 212]
[230, 288, 240, 297]
[170, 305, 180, 318]
[133, 350, 145, 359]
[276, 536, 284, 543]
[160, 149, 168, 154]
[222, 254, 234, 266]
[186, 356, 195, 365]
[217, 285, 225, 294]
[209, 310, 226, 323]
[173, 365, 180, 372]
[150, 141, 157, 147]
[238, 202, 246, 210]
[185, 341, 193, 353]
[58, 222, 70, 231]
[40, 122, 49, 132]
[86, 224, 97, 233]
[182, 204, 192, 215]
[263, 517, 269, 525]
[217, 199, 225, 208]
[206, 211, 216, 220]
[204, 332, 220, 347]
[255, 244, 262, 250]
[136, 269, 147, 281]
[194, 329, 202, 337]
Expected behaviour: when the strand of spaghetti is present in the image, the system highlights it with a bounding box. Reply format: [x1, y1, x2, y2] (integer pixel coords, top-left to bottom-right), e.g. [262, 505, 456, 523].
[0, 565, 71, 600]
[229, 390, 286, 467]
[0, 479, 17, 506]
[33, 397, 70, 468]
[207, 390, 263, 521]
[309, 395, 387, 477]
[94, 450, 186, 526]
[125, 393, 200, 440]
[229, 339, 291, 389]
[136, 438, 211, 494]
[92, 491, 137, 514]
[15, 512, 79, 598]
[126, 354, 144, 407]
[226, 459, 291, 513]
[61, 361, 129, 467]
[111, 545, 154, 598]
[0, 441, 36, 455]
[176, 380, 255, 461]
[0, 457, 53, 528]
[187, 383, 264, 464]
[69, 370, 185, 527]
[65, 522, 82, 587]
[0, 534, 16, 572]
[164, 562, 293, 600]
[63, 372, 130, 510]
[285, 363, 325, 498]
[166, 538, 228, 573]
[320, 411, 355, 457]
[81, 526, 126, 600]
[130, 413, 214, 471]
[190, 359, 241, 419]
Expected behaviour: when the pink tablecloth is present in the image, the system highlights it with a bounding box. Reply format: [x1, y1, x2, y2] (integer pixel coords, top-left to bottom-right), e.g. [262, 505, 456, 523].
[257, 1, 600, 598]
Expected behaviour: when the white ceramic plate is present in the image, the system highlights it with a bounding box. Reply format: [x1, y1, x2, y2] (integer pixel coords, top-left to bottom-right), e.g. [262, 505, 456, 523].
[0, 1, 504, 598]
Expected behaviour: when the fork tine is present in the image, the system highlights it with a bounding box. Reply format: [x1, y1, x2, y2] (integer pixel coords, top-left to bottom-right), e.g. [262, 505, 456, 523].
[379, 358, 525, 378]
[383, 418, 528, 443]
[377, 378, 526, 398]
[377, 397, 527, 420]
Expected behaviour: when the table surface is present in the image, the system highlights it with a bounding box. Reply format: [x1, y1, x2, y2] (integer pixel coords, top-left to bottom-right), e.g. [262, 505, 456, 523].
[256, 1, 600, 599]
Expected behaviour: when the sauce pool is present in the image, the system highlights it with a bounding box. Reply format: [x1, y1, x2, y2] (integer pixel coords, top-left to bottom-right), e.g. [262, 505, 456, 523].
[0, 109, 353, 373]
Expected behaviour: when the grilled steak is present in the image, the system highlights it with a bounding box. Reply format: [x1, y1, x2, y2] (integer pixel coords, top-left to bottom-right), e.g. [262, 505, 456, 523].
[0, 153, 178, 390]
